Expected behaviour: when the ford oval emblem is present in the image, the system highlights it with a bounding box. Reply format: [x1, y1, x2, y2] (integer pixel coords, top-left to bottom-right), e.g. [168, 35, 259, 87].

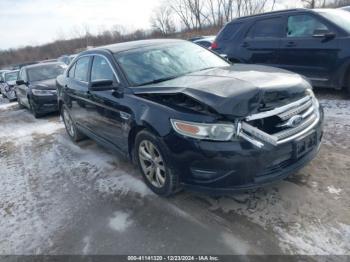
[288, 115, 303, 128]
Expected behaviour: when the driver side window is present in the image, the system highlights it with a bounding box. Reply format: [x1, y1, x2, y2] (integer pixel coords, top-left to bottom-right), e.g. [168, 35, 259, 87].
[91, 56, 115, 82]
[287, 14, 329, 38]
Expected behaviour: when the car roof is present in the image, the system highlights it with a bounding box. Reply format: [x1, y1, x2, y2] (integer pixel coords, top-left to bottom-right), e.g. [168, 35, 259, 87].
[22, 61, 64, 70]
[232, 8, 311, 22]
[4, 70, 19, 74]
[88, 39, 185, 54]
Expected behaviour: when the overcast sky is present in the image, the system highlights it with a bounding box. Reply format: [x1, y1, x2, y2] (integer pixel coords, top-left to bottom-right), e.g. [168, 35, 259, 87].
[0, 0, 301, 50]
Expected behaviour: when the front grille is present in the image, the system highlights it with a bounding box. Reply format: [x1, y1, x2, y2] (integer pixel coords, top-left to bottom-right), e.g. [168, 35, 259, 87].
[239, 94, 320, 147]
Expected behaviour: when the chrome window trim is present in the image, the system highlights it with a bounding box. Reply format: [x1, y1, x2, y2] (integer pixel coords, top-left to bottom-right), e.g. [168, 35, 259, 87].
[68, 53, 120, 83]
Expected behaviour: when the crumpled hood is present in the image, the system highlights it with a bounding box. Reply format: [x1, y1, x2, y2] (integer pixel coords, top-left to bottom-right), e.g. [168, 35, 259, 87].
[30, 78, 56, 90]
[132, 64, 310, 117]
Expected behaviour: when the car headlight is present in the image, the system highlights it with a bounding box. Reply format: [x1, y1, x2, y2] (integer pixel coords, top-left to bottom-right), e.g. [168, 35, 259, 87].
[171, 119, 236, 141]
[306, 88, 319, 109]
[32, 89, 57, 96]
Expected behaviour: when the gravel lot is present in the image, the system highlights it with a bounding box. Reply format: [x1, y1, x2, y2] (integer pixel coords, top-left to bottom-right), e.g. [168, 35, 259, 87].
[0, 92, 349, 256]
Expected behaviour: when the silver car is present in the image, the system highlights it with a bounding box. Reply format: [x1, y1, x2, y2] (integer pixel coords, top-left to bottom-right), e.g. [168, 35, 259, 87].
[0, 70, 10, 95]
[2, 70, 19, 102]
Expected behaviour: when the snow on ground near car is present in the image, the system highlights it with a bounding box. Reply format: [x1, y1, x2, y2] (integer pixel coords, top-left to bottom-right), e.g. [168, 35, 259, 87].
[0, 94, 349, 255]
[0, 101, 17, 111]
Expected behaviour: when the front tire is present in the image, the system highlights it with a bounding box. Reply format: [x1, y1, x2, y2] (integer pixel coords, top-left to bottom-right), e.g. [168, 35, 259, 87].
[28, 98, 42, 118]
[135, 130, 180, 197]
[61, 105, 85, 142]
[346, 73, 350, 97]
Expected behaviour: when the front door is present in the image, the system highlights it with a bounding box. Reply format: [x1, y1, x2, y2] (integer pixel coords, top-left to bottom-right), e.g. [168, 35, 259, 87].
[278, 13, 340, 83]
[86, 55, 129, 153]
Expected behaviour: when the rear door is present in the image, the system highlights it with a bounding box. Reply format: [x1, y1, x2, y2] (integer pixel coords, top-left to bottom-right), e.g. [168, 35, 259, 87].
[278, 13, 340, 83]
[239, 16, 284, 66]
[64, 56, 92, 127]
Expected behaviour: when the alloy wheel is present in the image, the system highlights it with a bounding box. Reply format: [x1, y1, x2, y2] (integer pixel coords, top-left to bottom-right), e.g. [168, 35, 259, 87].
[138, 140, 166, 188]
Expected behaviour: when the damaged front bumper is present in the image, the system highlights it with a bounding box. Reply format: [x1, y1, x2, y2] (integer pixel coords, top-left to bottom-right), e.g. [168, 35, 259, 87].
[161, 103, 324, 194]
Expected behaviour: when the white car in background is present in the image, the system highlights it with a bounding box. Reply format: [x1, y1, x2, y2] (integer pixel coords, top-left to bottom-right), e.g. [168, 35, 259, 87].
[2, 70, 19, 102]
[341, 6, 350, 11]
[0, 70, 10, 95]
[193, 36, 216, 49]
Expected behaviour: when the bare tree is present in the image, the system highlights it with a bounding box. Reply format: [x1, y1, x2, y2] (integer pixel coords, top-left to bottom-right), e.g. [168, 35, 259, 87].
[301, 0, 327, 8]
[151, 5, 176, 35]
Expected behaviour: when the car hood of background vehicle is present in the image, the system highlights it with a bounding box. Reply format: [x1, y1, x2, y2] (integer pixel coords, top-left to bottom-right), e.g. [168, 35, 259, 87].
[30, 79, 56, 90]
[132, 64, 310, 117]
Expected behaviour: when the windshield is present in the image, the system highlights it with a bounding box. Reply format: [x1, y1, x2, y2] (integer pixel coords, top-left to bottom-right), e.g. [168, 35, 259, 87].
[115, 42, 229, 86]
[28, 63, 66, 82]
[317, 9, 350, 33]
[5, 71, 19, 82]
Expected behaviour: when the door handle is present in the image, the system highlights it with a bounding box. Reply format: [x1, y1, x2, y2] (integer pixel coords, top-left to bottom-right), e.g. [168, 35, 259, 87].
[286, 41, 297, 47]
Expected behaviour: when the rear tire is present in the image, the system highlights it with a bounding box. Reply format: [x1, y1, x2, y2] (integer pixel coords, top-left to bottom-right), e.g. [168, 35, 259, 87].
[61, 105, 85, 142]
[134, 130, 180, 197]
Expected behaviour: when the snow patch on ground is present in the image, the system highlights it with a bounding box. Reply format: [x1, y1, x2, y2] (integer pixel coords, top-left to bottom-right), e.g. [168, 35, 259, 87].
[220, 232, 250, 255]
[327, 186, 342, 195]
[82, 236, 91, 255]
[0, 102, 17, 111]
[95, 175, 151, 198]
[109, 211, 132, 232]
[0, 110, 63, 140]
[205, 180, 350, 255]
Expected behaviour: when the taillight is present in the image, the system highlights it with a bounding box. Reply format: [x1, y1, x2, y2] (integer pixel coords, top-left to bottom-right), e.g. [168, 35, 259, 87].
[210, 41, 218, 50]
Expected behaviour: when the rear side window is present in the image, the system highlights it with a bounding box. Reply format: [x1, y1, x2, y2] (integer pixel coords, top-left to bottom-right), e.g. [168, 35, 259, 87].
[287, 14, 329, 38]
[248, 17, 284, 38]
[218, 23, 241, 41]
[74, 57, 90, 82]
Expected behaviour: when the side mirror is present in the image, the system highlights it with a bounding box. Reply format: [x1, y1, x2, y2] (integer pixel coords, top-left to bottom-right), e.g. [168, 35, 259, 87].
[16, 80, 25, 85]
[89, 79, 119, 91]
[313, 29, 336, 39]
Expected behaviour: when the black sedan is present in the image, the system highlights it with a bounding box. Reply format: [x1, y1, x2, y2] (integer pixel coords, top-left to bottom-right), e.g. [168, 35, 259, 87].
[16, 62, 67, 118]
[57, 39, 323, 196]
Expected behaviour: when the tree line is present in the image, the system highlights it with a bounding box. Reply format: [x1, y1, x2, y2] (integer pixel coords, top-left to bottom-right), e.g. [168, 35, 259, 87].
[1, 0, 349, 68]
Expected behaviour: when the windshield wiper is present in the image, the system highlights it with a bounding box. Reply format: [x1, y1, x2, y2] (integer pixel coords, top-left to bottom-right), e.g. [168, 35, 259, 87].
[137, 76, 179, 86]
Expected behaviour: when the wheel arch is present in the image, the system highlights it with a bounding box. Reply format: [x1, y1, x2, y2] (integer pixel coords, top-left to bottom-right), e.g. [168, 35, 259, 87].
[127, 122, 162, 162]
[337, 59, 350, 90]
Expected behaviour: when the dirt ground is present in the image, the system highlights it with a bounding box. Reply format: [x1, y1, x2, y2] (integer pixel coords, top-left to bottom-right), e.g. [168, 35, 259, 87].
[0, 91, 349, 257]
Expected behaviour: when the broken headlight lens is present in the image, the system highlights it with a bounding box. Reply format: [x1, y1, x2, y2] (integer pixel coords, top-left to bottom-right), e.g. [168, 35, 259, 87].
[171, 119, 236, 141]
